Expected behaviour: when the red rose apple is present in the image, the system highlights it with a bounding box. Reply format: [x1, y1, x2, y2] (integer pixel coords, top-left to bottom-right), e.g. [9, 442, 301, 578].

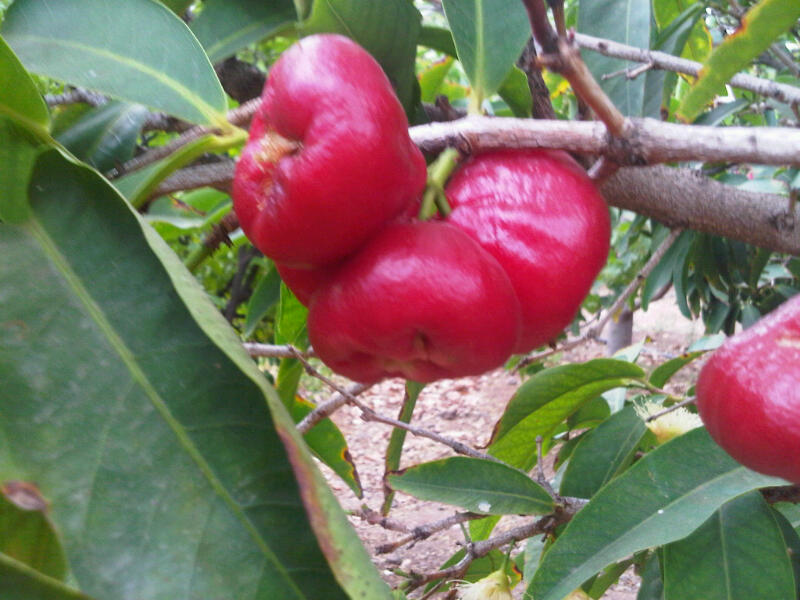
[696, 294, 800, 482]
[307, 221, 522, 383]
[444, 149, 610, 353]
[232, 34, 426, 268]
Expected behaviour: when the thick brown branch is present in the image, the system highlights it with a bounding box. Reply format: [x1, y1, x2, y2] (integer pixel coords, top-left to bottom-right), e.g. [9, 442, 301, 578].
[574, 32, 800, 109]
[603, 166, 799, 255]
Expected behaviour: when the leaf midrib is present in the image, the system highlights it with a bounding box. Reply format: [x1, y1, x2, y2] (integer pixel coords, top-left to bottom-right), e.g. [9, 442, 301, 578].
[13, 34, 222, 124]
[26, 217, 305, 599]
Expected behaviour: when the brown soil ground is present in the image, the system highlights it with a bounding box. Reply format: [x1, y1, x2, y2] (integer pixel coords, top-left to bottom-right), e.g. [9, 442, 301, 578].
[310, 292, 706, 598]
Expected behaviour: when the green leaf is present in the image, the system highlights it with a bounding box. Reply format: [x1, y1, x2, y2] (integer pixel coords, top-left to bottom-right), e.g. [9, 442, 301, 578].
[0, 486, 67, 580]
[560, 406, 647, 499]
[2, 0, 227, 125]
[387, 457, 554, 515]
[191, 0, 297, 64]
[418, 25, 457, 57]
[0, 116, 40, 223]
[55, 101, 148, 173]
[244, 263, 282, 338]
[489, 359, 646, 469]
[441, 0, 530, 112]
[677, 0, 800, 122]
[302, 0, 422, 111]
[0, 32, 49, 135]
[643, 3, 704, 119]
[419, 56, 455, 103]
[158, 0, 193, 15]
[578, 0, 651, 116]
[527, 428, 786, 600]
[497, 66, 533, 118]
[636, 552, 664, 600]
[288, 395, 363, 498]
[648, 351, 705, 388]
[653, 0, 711, 64]
[0, 147, 390, 599]
[642, 231, 692, 311]
[775, 502, 800, 531]
[0, 553, 92, 600]
[662, 492, 796, 600]
[381, 381, 424, 515]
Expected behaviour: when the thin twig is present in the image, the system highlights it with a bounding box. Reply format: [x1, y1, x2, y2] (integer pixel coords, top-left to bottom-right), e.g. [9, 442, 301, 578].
[370, 510, 484, 554]
[244, 343, 316, 359]
[574, 32, 800, 108]
[645, 397, 696, 422]
[517, 228, 684, 369]
[296, 382, 372, 434]
[289, 351, 499, 461]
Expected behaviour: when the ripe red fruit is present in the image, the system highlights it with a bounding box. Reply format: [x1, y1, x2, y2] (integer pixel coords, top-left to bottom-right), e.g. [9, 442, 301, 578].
[444, 149, 610, 353]
[696, 294, 800, 482]
[307, 221, 522, 383]
[232, 34, 427, 269]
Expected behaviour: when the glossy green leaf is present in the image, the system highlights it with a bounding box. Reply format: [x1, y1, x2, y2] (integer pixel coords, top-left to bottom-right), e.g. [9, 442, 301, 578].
[560, 406, 647, 499]
[0, 148, 390, 599]
[0, 32, 49, 134]
[643, 4, 704, 119]
[773, 507, 800, 598]
[191, 0, 296, 64]
[0, 487, 67, 580]
[419, 56, 454, 103]
[642, 229, 693, 312]
[0, 553, 92, 600]
[387, 457, 554, 515]
[677, 0, 800, 122]
[648, 351, 705, 388]
[244, 263, 282, 338]
[303, 0, 421, 110]
[381, 381, 424, 515]
[578, 0, 651, 116]
[0, 116, 39, 223]
[489, 359, 645, 469]
[418, 25, 457, 56]
[662, 492, 795, 600]
[441, 0, 530, 112]
[775, 502, 800, 531]
[56, 101, 148, 173]
[497, 66, 532, 118]
[3, 0, 227, 125]
[288, 395, 363, 498]
[528, 428, 786, 600]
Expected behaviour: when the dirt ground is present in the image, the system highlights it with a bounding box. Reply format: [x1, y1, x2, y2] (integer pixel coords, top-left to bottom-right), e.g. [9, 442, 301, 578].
[310, 292, 707, 598]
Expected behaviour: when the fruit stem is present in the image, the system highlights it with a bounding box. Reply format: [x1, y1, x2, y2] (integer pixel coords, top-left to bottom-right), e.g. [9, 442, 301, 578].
[418, 148, 460, 220]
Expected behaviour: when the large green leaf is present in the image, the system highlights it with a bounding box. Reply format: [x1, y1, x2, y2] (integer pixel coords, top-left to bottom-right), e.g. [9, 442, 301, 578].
[55, 101, 149, 173]
[388, 457, 554, 516]
[191, 0, 297, 64]
[2, 0, 227, 125]
[441, 0, 530, 112]
[489, 360, 645, 469]
[662, 492, 795, 599]
[302, 0, 421, 111]
[0, 554, 92, 600]
[0, 32, 49, 135]
[527, 428, 786, 600]
[559, 406, 647, 499]
[0, 487, 67, 580]
[0, 116, 40, 223]
[578, 0, 651, 116]
[0, 148, 390, 599]
[677, 0, 800, 121]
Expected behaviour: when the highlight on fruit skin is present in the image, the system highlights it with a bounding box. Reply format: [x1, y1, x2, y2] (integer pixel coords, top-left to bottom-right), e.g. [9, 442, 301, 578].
[695, 294, 800, 482]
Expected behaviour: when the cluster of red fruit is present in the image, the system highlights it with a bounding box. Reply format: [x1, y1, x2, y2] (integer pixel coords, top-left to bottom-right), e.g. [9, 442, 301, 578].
[232, 34, 611, 384]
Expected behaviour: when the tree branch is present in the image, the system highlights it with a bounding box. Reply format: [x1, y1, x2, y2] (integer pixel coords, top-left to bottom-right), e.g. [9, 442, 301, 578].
[574, 32, 800, 109]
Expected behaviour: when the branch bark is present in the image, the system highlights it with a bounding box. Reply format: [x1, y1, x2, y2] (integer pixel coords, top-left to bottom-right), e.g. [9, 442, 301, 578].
[574, 32, 800, 109]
